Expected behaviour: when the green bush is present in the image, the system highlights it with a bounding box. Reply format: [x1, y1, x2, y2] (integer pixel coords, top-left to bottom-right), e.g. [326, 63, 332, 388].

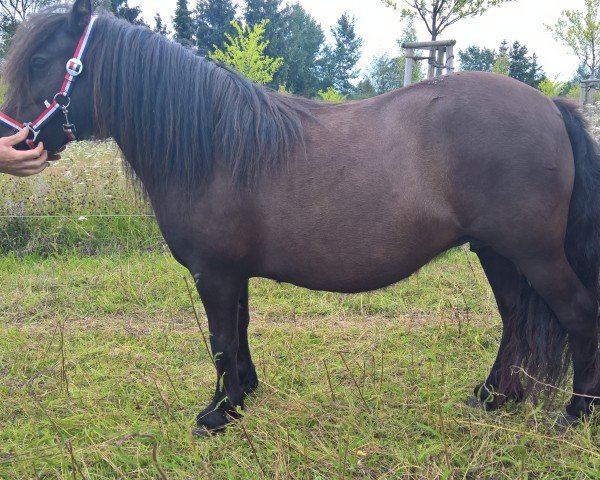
[317, 86, 346, 102]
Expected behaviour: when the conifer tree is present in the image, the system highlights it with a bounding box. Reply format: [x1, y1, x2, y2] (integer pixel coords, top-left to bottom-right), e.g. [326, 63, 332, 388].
[195, 0, 236, 56]
[173, 0, 194, 47]
[318, 13, 363, 94]
[153, 13, 169, 36]
[108, 0, 145, 25]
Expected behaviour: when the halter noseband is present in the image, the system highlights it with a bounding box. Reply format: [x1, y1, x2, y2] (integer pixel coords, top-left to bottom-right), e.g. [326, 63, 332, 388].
[0, 16, 97, 149]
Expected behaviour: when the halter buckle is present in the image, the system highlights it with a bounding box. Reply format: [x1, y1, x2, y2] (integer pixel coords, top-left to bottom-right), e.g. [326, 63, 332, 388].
[23, 122, 40, 144]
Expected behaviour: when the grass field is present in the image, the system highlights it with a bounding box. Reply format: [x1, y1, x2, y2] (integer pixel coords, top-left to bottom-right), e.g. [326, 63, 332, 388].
[0, 142, 599, 479]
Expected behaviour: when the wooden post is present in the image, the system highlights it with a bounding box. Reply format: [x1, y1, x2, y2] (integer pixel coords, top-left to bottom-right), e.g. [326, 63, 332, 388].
[435, 47, 445, 77]
[427, 47, 436, 78]
[404, 48, 413, 87]
[446, 45, 454, 73]
[401, 40, 457, 82]
[586, 85, 591, 105]
[579, 80, 600, 105]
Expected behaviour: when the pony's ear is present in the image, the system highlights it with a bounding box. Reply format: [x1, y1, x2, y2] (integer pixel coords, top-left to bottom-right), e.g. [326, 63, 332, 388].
[69, 0, 93, 33]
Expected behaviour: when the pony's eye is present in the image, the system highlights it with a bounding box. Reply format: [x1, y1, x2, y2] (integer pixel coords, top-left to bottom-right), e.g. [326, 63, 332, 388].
[30, 56, 48, 70]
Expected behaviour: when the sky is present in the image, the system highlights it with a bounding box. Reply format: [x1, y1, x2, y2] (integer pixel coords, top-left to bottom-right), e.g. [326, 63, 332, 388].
[139, 0, 585, 81]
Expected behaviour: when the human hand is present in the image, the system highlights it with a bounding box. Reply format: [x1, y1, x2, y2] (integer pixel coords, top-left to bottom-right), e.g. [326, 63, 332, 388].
[0, 128, 60, 177]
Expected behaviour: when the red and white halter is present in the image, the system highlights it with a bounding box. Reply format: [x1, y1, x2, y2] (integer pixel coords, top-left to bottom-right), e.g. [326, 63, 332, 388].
[0, 16, 97, 149]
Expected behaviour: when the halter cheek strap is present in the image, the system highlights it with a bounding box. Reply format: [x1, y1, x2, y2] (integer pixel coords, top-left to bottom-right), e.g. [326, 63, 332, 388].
[0, 16, 97, 149]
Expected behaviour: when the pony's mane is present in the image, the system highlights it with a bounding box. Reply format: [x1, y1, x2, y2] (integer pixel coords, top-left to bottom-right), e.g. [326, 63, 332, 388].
[3, 8, 321, 192]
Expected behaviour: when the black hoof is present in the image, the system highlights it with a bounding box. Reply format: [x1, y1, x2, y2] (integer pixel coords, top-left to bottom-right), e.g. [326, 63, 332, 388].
[465, 395, 487, 410]
[195, 404, 239, 435]
[192, 425, 219, 438]
[566, 395, 599, 418]
[554, 412, 580, 430]
[472, 380, 523, 411]
[473, 382, 503, 411]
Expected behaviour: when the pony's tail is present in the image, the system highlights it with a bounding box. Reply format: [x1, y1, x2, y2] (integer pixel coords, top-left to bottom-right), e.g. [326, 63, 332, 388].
[499, 99, 600, 400]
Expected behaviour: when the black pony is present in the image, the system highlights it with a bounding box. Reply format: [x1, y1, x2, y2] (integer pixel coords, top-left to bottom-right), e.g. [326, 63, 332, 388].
[2, 0, 599, 435]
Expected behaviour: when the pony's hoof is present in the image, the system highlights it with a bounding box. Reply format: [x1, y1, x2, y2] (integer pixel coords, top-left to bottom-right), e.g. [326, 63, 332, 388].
[554, 412, 580, 430]
[192, 426, 215, 438]
[472, 382, 503, 411]
[465, 395, 487, 410]
[566, 392, 600, 419]
[195, 407, 235, 435]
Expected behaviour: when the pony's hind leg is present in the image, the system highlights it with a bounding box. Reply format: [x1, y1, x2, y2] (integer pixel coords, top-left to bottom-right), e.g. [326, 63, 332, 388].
[517, 251, 600, 418]
[472, 244, 524, 409]
[237, 280, 258, 395]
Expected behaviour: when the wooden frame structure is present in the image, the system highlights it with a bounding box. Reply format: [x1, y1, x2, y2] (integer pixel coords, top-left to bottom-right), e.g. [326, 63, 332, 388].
[580, 79, 600, 105]
[401, 40, 456, 87]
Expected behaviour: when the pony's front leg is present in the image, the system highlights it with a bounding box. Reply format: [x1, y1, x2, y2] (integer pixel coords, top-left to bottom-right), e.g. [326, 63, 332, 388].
[193, 270, 245, 436]
[237, 279, 259, 396]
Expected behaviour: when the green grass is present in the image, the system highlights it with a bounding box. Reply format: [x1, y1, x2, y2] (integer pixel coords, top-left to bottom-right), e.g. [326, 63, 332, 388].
[0, 141, 160, 256]
[0, 250, 598, 479]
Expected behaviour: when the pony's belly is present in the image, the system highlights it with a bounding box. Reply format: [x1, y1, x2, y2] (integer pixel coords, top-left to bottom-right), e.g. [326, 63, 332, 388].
[255, 200, 461, 293]
[257, 242, 447, 294]
[265, 267, 416, 294]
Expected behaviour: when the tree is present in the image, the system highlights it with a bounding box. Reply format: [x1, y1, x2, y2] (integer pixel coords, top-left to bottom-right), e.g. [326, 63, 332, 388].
[355, 19, 422, 99]
[0, 0, 51, 22]
[492, 40, 509, 75]
[460, 40, 545, 88]
[548, 0, 600, 79]
[275, 3, 325, 97]
[459, 46, 496, 72]
[538, 77, 568, 97]
[173, 0, 194, 47]
[317, 86, 346, 102]
[195, 0, 236, 57]
[210, 20, 283, 85]
[319, 13, 363, 94]
[243, 0, 285, 86]
[492, 54, 509, 75]
[244, 0, 281, 30]
[153, 13, 169, 36]
[359, 54, 423, 97]
[0, 14, 18, 58]
[243, 2, 327, 95]
[395, 17, 424, 85]
[507, 41, 545, 88]
[382, 0, 514, 40]
[354, 77, 377, 98]
[0, 0, 53, 57]
[107, 0, 145, 25]
[367, 55, 403, 93]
